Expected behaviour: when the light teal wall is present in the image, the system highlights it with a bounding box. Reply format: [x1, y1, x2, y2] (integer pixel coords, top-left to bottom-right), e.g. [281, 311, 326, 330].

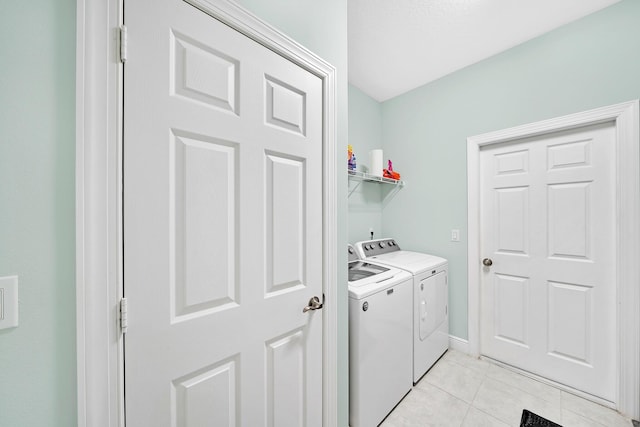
[0, 1, 77, 426]
[0, 0, 347, 425]
[7, 0, 634, 423]
[381, 0, 640, 339]
[235, 1, 349, 424]
[348, 85, 385, 243]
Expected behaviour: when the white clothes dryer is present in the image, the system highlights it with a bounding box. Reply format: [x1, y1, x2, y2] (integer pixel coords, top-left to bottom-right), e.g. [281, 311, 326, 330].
[355, 239, 449, 384]
[347, 245, 413, 427]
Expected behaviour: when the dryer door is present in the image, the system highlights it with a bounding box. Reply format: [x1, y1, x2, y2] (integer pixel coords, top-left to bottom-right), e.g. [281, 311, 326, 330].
[419, 271, 447, 340]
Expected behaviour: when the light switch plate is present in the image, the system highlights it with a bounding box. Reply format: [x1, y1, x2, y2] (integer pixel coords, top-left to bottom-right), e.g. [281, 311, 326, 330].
[0, 275, 18, 329]
[451, 229, 460, 242]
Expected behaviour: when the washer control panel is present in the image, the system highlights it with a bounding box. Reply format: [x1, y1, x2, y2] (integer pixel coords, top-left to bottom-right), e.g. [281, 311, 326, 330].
[356, 238, 401, 257]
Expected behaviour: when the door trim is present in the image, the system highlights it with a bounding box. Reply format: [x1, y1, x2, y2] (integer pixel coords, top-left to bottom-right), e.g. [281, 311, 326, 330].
[75, 1, 338, 426]
[467, 101, 640, 419]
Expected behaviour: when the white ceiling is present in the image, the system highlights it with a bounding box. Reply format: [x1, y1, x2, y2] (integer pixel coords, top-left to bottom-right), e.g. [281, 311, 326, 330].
[348, 0, 621, 102]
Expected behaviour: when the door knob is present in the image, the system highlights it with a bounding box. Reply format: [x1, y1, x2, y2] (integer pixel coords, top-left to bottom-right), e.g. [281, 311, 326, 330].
[482, 258, 493, 267]
[303, 295, 324, 313]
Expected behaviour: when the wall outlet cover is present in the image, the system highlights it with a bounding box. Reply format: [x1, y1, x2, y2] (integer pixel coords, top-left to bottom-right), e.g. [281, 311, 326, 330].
[0, 276, 19, 329]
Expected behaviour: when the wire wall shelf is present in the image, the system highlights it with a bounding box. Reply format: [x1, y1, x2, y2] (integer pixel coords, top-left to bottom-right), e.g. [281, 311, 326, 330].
[348, 170, 405, 201]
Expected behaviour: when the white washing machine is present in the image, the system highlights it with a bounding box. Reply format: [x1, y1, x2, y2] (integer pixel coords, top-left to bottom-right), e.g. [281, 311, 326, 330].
[348, 245, 413, 427]
[355, 238, 449, 384]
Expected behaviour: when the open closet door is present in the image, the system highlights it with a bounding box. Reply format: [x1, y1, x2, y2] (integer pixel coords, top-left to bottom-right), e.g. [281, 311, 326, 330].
[123, 1, 325, 425]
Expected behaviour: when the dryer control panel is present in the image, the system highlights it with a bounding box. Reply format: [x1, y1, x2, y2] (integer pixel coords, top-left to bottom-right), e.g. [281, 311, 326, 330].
[356, 238, 401, 257]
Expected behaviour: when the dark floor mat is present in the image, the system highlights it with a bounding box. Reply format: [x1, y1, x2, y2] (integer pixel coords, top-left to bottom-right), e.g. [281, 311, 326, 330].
[520, 409, 562, 427]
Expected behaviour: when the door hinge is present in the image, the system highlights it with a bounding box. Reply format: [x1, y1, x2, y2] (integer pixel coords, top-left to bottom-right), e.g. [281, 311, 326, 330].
[120, 297, 128, 334]
[119, 25, 128, 63]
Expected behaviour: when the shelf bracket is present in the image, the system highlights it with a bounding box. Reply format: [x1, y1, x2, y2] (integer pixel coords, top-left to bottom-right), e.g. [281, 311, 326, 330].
[381, 182, 404, 207]
[348, 179, 362, 197]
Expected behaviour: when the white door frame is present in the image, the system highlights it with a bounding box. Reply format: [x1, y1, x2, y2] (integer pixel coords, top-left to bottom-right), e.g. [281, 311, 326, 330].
[467, 100, 640, 419]
[75, 0, 338, 426]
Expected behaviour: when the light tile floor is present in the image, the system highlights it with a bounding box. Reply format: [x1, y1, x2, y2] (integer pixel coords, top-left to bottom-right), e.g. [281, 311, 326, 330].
[381, 350, 633, 427]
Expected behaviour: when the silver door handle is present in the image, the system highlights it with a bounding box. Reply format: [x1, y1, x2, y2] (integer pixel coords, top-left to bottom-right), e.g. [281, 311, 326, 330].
[303, 295, 324, 313]
[482, 258, 493, 266]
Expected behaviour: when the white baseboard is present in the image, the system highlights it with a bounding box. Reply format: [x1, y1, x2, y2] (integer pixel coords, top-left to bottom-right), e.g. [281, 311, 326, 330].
[448, 335, 469, 354]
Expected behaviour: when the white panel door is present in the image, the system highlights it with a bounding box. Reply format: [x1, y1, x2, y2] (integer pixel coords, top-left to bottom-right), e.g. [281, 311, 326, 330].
[123, 1, 324, 425]
[480, 123, 617, 402]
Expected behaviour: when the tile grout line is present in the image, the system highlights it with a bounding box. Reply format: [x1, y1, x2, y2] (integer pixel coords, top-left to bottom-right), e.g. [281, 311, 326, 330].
[561, 407, 612, 427]
[469, 375, 516, 427]
[414, 379, 473, 426]
[444, 353, 491, 377]
[484, 365, 563, 408]
[458, 401, 472, 427]
[471, 406, 510, 427]
[470, 361, 489, 404]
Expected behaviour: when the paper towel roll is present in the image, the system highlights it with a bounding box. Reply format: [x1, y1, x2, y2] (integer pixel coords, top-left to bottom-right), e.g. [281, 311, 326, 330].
[369, 149, 383, 177]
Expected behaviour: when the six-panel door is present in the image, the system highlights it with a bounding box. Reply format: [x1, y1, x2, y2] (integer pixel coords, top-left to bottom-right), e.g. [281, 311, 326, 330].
[123, 1, 324, 425]
[480, 122, 617, 402]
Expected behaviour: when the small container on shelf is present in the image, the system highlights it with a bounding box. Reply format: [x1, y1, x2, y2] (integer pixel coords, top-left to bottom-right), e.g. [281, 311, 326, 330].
[348, 145, 357, 171]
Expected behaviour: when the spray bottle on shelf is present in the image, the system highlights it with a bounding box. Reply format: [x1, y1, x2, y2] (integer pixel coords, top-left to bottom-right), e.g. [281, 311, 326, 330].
[348, 145, 357, 171]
